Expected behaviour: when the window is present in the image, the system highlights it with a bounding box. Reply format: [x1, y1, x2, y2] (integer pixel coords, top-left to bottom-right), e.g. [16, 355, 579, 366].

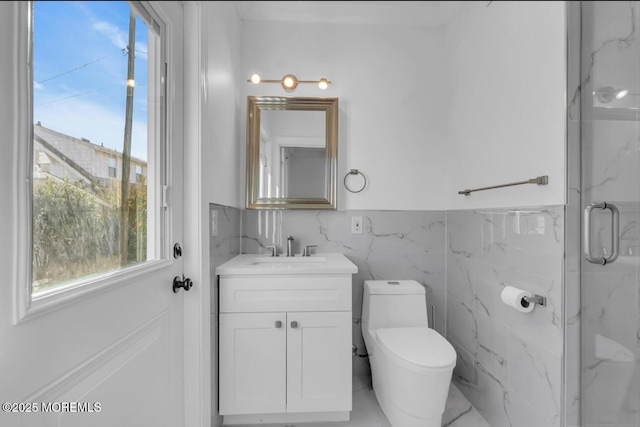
[135, 163, 143, 181]
[109, 157, 117, 178]
[31, 1, 163, 295]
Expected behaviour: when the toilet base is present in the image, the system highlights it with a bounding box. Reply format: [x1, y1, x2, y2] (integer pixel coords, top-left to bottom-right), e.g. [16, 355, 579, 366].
[373, 381, 443, 427]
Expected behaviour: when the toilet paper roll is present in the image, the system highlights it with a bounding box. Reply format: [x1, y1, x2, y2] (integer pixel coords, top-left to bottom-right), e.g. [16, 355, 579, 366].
[500, 285, 534, 313]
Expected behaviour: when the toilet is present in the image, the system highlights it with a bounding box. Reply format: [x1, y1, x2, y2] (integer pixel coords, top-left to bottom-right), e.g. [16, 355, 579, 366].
[362, 280, 456, 427]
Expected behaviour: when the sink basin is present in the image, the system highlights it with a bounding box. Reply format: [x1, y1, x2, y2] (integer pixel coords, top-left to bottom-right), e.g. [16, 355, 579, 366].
[216, 253, 357, 276]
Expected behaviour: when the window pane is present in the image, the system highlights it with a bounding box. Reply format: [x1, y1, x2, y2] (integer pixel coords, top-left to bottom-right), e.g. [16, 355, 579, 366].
[32, 1, 155, 293]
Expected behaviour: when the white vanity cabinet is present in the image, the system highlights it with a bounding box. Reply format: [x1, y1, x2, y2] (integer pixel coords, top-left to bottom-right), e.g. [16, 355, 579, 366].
[216, 254, 357, 425]
[219, 311, 351, 415]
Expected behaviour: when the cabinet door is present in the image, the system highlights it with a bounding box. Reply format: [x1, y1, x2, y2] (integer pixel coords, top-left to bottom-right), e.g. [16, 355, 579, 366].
[219, 312, 286, 415]
[286, 311, 352, 413]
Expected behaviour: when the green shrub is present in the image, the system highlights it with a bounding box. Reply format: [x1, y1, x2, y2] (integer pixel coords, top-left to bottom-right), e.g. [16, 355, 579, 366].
[32, 178, 146, 292]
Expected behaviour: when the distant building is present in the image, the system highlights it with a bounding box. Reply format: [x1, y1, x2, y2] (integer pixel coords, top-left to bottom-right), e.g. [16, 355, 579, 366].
[33, 122, 147, 193]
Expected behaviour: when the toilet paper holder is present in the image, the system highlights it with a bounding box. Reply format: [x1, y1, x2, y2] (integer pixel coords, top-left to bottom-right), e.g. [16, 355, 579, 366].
[522, 294, 546, 308]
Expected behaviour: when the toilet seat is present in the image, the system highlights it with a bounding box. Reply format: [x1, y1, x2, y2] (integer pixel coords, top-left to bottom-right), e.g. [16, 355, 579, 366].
[376, 327, 456, 372]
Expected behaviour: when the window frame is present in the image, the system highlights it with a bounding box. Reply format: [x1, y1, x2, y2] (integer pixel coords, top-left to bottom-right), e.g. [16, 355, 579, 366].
[15, 0, 170, 323]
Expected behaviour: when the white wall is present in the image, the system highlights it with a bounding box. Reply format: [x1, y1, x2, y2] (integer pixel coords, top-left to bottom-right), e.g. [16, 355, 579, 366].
[201, 2, 243, 208]
[198, 2, 566, 212]
[195, 4, 243, 427]
[240, 2, 566, 211]
[198, 1, 568, 210]
[242, 21, 450, 210]
[445, 1, 566, 210]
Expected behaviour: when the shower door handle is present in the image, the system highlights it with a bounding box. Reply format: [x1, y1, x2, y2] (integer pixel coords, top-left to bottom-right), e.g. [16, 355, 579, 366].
[583, 202, 620, 265]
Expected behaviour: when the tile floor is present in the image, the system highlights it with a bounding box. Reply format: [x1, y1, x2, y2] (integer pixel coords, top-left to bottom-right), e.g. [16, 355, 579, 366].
[228, 376, 490, 427]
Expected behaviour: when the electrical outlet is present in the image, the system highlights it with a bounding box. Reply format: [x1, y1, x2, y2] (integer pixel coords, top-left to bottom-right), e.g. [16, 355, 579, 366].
[351, 216, 363, 234]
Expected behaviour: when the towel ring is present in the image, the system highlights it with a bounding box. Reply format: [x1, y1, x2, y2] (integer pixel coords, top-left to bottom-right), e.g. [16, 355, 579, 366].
[344, 169, 367, 193]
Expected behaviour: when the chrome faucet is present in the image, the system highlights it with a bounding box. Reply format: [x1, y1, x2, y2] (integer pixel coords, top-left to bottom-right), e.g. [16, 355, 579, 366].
[286, 235, 294, 257]
[302, 245, 317, 257]
[266, 245, 278, 257]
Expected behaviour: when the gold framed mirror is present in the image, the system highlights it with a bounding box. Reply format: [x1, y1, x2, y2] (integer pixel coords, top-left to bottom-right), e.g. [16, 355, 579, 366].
[246, 96, 338, 209]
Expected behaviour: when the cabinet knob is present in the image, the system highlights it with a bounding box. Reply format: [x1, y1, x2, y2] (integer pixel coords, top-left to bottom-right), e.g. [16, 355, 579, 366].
[291, 321, 298, 328]
[275, 321, 282, 328]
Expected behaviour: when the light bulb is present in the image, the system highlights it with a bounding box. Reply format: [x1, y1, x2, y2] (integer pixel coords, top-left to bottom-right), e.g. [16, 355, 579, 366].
[280, 74, 298, 91]
[318, 78, 329, 90]
[616, 89, 629, 99]
[250, 73, 261, 84]
[127, 79, 135, 88]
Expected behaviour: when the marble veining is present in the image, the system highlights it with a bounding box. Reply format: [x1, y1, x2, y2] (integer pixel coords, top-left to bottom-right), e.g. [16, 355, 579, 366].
[447, 207, 564, 427]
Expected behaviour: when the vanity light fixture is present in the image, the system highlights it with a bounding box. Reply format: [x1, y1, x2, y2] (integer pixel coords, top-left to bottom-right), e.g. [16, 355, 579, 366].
[318, 78, 329, 90]
[593, 86, 629, 103]
[248, 73, 331, 92]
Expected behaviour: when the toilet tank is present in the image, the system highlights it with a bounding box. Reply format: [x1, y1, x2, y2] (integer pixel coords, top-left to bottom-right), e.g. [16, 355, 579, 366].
[362, 280, 429, 333]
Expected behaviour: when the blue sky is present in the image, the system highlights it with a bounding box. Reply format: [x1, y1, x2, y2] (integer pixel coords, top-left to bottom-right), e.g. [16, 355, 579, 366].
[33, 1, 149, 161]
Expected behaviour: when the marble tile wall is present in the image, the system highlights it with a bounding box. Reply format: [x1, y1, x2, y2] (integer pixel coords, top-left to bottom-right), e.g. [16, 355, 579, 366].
[240, 209, 447, 376]
[215, 205, 566, 424]
[446, 207, 564, 427]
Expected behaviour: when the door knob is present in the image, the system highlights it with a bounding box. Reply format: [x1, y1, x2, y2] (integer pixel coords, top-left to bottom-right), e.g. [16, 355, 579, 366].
[173, 275, 193, 293]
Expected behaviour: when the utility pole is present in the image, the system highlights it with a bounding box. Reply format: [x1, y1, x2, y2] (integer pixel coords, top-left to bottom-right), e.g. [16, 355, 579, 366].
[120, 11, 135, 265]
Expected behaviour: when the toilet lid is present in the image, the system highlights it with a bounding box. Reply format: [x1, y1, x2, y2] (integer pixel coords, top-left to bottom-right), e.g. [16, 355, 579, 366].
[376, 327, 456, 369]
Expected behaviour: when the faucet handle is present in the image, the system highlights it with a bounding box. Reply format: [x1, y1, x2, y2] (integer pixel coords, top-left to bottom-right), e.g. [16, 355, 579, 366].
[302, 245, 317, 257]
[265, 245, 278, 257]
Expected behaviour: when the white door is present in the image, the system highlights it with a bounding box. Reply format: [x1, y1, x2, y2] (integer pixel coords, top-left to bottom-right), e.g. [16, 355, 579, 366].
[286, 311, 352, 413]
[219, 312, 287, 415]
[0, 2, 187, 427]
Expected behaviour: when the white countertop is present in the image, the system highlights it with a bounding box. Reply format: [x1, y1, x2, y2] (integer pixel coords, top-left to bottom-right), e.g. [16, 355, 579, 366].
[216, 252, 358, 276]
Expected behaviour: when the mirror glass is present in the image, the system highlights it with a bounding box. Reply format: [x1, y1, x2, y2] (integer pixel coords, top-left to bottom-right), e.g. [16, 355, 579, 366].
[246, 96, 338, 209]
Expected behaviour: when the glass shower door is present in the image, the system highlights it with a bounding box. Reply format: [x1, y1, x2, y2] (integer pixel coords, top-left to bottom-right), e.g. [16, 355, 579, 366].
[580, 2, 640, 425]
